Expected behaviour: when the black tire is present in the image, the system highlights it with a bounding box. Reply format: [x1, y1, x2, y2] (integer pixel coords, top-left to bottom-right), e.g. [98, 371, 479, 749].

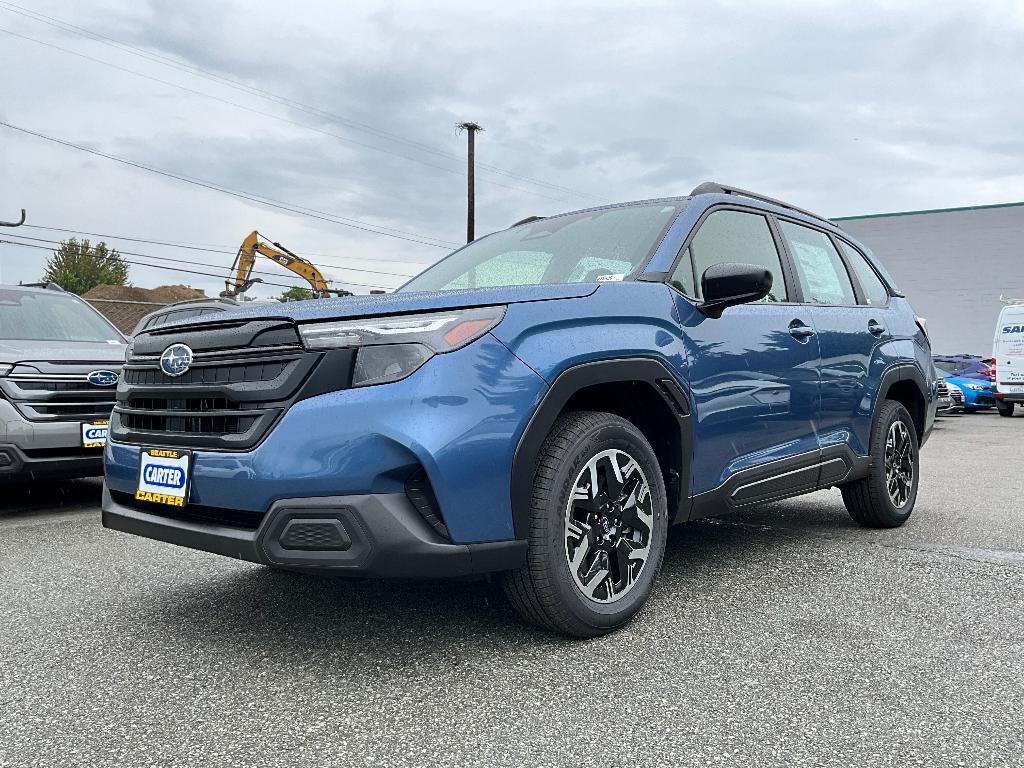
[501, 410, 668, 637]
[996, 401, 1015, 417]
[841, 400, 919, 528]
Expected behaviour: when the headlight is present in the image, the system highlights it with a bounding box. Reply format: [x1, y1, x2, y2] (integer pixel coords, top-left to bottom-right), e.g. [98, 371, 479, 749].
[0, 363, 11, 377]
[298, 306, 506, 387]
[964, 382, 987, 391]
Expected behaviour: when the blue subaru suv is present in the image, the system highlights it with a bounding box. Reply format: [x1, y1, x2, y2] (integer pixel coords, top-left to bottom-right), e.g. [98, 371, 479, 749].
[102, 182, 936, 637]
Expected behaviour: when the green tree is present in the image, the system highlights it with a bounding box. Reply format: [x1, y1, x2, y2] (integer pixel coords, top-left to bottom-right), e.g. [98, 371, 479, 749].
[42, 238, 129, 295]
[278, 286, 316, 302]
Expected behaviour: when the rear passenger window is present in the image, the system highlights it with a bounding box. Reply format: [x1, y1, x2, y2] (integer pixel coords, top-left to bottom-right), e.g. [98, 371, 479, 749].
[672, 210, 788, 301]
[838, 241, 889, 306]
[779, 221, 856, 305]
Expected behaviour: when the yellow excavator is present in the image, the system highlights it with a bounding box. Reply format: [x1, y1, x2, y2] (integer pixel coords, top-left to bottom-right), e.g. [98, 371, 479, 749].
[220, 230, 352, 299]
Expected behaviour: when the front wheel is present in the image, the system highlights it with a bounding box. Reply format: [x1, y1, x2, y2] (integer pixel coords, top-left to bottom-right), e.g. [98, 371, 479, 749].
[841, 400, 920, 528]
[502, 411, 668, 637]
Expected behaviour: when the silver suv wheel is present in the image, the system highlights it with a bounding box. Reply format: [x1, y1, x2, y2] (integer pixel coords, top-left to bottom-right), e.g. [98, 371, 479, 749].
[564, 448, 653, 604]
[885, 420, 914, 508]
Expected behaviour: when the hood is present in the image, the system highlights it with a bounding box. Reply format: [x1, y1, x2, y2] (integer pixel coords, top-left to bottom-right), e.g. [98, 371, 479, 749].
[165, 284, 599, 327]
[0, 338, 127, 364]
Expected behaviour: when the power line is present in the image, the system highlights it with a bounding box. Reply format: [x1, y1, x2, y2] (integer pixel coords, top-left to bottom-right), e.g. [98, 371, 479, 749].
[0, 233, 403, 291]
[2, 232, 314, 285]
[0, 24, 572, 205]
[0, 1, 608, 203]
[17, 224, 420, 279]
[0, 120, 460, 250]
[0, 238, 279, 287]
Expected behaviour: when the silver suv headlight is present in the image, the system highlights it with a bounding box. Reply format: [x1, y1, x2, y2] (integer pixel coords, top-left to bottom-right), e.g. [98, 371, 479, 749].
[298, 306, 506, 387]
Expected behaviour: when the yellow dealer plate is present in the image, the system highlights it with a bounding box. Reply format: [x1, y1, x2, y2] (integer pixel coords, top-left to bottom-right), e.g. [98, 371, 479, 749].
[135, 448, 191, 507]
[81, 421, 109, 448]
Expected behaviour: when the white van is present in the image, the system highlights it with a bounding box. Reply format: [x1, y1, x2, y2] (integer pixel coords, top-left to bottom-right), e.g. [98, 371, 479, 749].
[993, 301, 1024, 417]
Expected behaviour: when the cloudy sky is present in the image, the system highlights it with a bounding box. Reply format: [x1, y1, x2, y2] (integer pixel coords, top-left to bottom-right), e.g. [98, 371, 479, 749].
[1, 0, 1023, 298]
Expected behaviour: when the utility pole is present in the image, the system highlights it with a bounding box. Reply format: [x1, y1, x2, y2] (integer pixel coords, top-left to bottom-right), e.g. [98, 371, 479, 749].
[0, 209, 27, 284]
[456, 122, 483, 242]
[0, 208, 26, 228]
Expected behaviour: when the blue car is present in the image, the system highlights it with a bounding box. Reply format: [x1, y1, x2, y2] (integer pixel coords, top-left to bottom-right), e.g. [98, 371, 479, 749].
[103, 182, 936, 636]
[943, 376, 994, 410]
[932, 358, 995, 409]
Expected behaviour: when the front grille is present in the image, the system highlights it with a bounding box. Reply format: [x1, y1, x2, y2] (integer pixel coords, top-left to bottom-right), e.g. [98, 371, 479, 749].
[950, 389, 964, 404]
[123, 358, 291, 386]
[0, 367, 121, 422]
[121, 411, 259, 436]
[111, 319, 354, 450]
[937, 379, 949, 398]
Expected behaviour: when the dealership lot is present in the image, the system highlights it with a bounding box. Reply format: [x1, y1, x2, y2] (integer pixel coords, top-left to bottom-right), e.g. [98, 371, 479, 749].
[2, 413, 1022, 768]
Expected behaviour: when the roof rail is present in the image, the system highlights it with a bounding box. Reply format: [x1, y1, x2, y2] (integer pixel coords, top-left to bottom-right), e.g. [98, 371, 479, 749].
[18, 281, 64, 291]
[690, 182, 838, 229]
[511, 215, 545, 228]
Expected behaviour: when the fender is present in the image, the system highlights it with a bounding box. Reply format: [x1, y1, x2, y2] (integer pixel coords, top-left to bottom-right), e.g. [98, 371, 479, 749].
[873, 361, 930, 441]
[510, 358, 693, 539]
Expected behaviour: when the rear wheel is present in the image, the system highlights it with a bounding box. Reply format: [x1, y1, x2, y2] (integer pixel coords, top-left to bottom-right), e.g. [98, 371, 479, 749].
[997, 400, 1015, 417]
[841, 400, 919, 528]
[501, 411, 668, 637]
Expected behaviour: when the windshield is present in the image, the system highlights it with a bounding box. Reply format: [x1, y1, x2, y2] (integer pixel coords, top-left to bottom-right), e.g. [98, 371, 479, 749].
[0, 289, 123, 343]
[934, 361, 957, 376]
[400, 203, 681, 292]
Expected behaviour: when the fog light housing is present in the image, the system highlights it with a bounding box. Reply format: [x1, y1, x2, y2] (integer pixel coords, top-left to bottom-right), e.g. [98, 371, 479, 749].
[353, 343, 433, 387]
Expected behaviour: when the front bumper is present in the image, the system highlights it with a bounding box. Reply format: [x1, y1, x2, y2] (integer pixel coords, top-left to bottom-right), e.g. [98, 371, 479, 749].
[0, 443, 103, 482]
[105, 334, 548, 546]
[101, 486, 526, 578]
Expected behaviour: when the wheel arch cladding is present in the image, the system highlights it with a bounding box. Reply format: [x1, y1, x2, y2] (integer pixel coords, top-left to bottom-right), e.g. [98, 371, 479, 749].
[510, 358, 692, 538]
[878, 364, 928, 442]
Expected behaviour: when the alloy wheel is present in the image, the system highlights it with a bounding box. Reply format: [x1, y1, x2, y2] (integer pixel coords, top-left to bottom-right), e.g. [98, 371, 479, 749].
[564, 448, 654, 604]
[884, 420, 914, 508]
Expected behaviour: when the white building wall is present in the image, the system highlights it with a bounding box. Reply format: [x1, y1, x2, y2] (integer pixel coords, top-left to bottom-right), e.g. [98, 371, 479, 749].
[836, 204, 1024, 356]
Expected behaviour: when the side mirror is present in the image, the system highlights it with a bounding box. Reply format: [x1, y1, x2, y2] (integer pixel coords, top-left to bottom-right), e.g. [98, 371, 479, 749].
[698, 262, 773, 318]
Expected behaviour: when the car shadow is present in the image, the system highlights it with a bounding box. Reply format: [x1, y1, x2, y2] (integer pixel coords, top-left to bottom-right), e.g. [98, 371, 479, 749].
[124, 497, 862, 666]
[0, 477, 102, 518]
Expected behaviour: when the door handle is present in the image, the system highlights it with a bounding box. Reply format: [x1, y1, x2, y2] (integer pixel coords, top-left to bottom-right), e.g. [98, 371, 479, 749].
[868, 320, 886, 336]
[788, 320, 815, 340]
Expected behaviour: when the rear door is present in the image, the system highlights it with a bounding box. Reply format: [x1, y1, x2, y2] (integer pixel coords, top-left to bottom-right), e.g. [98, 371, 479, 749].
[776, 220, 892, 459]
[995, 306, 1024, 395]
[667, 207, 822, 502]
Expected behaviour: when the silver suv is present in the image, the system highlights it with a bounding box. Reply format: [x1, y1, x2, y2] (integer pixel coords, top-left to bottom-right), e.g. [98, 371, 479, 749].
[0, 284, 126, 482]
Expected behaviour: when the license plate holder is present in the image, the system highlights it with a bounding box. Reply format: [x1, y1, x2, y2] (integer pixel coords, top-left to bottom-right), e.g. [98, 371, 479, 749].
[135, 448, 191, 507]
[81, 420, 109, 448]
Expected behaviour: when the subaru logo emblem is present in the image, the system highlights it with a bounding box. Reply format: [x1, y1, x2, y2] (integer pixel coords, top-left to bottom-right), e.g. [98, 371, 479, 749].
[160, 343, 193, 377]
[87, 369, 119, 387]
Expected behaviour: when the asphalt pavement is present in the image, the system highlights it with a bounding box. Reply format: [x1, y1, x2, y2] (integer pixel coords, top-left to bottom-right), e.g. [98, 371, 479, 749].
[2, 411, 1023, 767]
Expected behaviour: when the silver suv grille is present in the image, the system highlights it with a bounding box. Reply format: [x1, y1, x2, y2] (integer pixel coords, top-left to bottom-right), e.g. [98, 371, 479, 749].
[1, 366, 121, 422]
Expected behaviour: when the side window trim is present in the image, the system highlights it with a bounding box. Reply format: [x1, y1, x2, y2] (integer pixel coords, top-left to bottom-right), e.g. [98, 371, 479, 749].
[831, 236, 892, 308]
[765, 214, 805, 305]
[666, 203, 798, 303]
[771, 214, 861, 307]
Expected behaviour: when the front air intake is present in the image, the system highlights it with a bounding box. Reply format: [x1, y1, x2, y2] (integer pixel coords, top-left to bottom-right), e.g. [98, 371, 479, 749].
[405, 467, 449, 540]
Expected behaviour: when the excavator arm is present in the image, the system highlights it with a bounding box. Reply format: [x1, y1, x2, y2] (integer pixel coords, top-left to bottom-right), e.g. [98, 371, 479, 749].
[221, 230, 351, 299]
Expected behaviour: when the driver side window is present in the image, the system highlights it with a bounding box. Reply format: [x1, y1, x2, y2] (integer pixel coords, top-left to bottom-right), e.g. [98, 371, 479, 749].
[670, 210, 788, 302]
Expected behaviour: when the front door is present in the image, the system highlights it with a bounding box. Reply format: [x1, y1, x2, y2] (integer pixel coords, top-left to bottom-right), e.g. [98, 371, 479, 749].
[668, 208, 822, 501]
